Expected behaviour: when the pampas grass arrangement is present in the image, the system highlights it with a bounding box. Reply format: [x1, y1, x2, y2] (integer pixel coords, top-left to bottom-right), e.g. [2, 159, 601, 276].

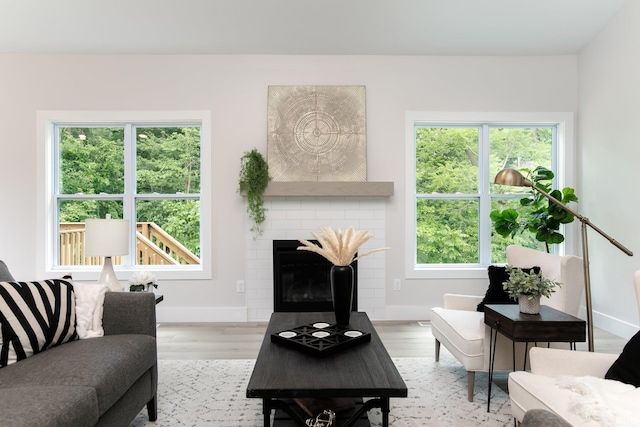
[297, 226, 389, 266]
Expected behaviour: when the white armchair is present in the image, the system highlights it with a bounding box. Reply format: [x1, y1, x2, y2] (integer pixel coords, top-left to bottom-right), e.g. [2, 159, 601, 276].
[430, 245, 585, 401]
[508, 347, 619, 423]
[508, 270, 640, 424]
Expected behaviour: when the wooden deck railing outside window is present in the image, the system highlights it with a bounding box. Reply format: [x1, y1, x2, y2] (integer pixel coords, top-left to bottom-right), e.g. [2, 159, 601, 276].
[59, 222, 200, 266]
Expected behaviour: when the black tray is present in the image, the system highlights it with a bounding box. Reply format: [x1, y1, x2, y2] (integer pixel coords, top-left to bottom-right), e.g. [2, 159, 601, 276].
[271, 322, 371, 357]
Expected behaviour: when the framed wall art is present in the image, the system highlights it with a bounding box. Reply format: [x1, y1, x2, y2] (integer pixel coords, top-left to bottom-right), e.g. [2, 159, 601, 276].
[267, 85, 366, 182]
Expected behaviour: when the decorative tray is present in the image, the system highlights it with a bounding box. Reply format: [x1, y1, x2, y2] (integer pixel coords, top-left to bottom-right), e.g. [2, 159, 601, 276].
[271, 322, 371, 357]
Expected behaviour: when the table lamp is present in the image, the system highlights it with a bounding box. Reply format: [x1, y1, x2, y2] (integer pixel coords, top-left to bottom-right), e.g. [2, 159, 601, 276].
[84, 214, 130, 292]
[494, 168, 633, 351]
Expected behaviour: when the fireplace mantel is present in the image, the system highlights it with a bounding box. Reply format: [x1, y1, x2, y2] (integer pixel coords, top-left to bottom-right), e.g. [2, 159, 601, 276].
[247, 181, 394, 197]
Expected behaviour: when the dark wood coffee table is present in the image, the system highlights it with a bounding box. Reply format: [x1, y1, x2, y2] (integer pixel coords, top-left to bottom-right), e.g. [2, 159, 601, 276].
[246, 312, 407, 427]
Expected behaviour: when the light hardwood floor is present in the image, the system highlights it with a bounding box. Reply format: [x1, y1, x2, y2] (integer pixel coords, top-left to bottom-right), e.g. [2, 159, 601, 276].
[155, 320, 626, 360]
[155, 319, 626, 395]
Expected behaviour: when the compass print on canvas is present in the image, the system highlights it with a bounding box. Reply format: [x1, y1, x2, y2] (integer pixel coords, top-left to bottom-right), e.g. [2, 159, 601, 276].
[267, 85, 367, 182]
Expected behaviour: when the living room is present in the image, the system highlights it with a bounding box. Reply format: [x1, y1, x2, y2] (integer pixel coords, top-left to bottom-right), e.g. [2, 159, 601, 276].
[1, 0, 639, 425]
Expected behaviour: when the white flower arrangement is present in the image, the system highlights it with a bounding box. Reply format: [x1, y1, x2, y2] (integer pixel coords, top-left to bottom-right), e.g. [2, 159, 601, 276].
[297, 226, 389, 266]
[129, 271, 157, 292]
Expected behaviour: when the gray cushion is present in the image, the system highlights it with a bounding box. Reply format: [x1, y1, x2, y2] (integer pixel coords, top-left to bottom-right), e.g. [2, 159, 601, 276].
[0, 386, 99, 427]
[0, 334, 156, 416]
[94, 371, 155, 427]
[0, 260, 14, 281]
[522, 409, 571, 427]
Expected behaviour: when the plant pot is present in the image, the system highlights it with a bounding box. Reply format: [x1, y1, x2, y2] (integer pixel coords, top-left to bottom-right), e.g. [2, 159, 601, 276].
[330, 265, 354, 326]
[519, 294, 541, 314]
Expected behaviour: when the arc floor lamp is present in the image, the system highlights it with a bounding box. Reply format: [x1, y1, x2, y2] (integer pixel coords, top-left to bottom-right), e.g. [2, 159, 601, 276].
[494, 168, 633, 352]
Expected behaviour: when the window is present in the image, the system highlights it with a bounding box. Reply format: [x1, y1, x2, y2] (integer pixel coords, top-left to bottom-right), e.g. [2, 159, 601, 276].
[38, 111, 211, 280]
[405, 112, 575, 279]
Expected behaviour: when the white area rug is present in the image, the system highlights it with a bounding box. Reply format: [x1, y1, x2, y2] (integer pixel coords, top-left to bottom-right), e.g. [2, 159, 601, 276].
[131, 355, 512, 426]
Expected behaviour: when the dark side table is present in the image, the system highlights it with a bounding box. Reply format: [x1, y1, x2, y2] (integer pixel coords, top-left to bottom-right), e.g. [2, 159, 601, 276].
[484, 304, 585, 412]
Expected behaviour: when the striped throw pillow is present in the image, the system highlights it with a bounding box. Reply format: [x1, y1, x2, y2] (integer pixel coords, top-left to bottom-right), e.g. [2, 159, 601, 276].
[0, 278, 77, 367]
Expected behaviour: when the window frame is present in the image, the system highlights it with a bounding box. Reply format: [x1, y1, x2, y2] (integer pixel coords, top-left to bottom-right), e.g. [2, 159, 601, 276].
[37, 110, 212, 281]
[404, 111, 576, 280]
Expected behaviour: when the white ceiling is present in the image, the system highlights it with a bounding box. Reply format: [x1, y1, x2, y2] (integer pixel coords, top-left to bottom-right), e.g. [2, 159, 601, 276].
[0, 0, 628, 56]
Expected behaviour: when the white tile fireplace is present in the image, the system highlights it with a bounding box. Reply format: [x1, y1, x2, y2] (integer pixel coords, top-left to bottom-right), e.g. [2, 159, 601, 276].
[244, 196, 388, 321]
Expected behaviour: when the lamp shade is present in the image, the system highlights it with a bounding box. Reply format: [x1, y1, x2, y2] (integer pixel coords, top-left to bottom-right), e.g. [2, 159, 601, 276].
[84, 217, 130, 257]
[494, 168, 533, 187]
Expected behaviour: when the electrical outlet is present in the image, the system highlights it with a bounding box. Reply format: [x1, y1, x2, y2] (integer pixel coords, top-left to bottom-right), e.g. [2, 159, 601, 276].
[236, 280, 245, 293]
[393, 279, 401, 291]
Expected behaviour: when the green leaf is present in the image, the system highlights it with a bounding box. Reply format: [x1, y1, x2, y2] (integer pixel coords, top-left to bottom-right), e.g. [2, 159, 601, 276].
[503, 264, 561, 299]
[532, 166, 554, 182]
[520, 196, 535, 207]
[491, 165, 577, 252]
[562, 187, 578, 203]
[490, 209, 522, 238]
[497, 208, 519, 222]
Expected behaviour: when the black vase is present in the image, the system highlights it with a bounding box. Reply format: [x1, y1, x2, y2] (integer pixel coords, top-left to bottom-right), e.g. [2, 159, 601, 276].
[330, 264, 354, 326]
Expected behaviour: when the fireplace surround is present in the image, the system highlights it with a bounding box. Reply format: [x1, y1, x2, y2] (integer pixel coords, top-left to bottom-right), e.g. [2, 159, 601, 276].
[244, 196, 387, 321]
[272, 239, 357, 312]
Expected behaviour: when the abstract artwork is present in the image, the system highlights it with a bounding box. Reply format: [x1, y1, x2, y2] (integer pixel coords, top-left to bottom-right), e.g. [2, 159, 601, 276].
[267, 85, 366, 182]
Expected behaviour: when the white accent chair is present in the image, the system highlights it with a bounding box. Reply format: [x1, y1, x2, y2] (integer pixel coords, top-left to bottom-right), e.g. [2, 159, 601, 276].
[507, 270, 640, 424]
[430, 245, 585, 401]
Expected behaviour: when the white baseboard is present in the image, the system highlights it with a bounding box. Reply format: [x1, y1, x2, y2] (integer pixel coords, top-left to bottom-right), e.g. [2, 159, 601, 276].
[591, 308, 639, 341]
[156, 306, 431, 323]
[156, 306, 247, 323]
[384, 305, 430, 321]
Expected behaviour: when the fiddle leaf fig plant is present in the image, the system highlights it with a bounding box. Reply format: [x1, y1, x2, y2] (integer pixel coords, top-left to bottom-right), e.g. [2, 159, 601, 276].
[490, 166, 578, 253]
[502, 265, 560, 301]
[238, 148, 270, 237]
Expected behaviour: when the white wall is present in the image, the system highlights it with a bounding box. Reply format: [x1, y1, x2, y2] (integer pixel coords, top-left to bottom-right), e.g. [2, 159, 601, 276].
[578, 0, 640, 339]
[0, 54, 578, 323]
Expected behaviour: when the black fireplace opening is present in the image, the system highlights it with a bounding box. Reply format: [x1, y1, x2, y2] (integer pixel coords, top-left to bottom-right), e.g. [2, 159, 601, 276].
[273, 240, 358, 312]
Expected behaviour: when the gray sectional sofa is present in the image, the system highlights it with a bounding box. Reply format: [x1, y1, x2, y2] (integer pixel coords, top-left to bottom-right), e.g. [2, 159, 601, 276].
[0, 262, 158, 427]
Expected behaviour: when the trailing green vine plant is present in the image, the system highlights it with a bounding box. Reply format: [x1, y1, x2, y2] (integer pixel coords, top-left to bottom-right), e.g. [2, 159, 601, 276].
[490, 166, 578, 253]
[238, 148, 271, 237]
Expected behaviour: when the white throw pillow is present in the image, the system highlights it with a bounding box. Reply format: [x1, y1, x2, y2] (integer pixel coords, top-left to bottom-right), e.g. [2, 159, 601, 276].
[73, 283, 110, 339]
